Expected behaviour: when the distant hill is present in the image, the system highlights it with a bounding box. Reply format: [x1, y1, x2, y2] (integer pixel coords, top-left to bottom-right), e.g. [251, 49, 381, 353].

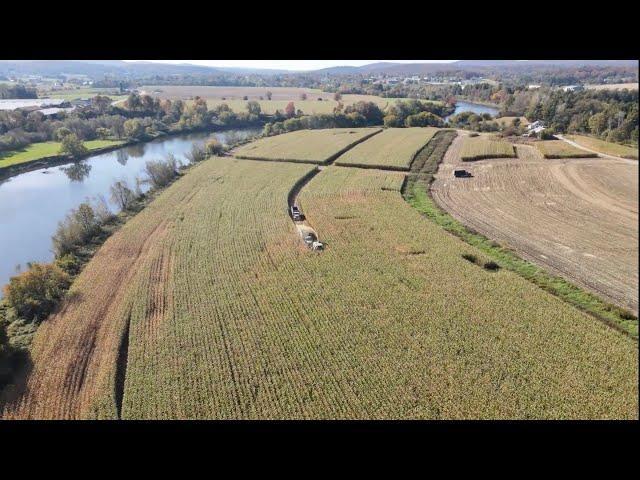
[0, 60, 224, 78]
[1, 60, 637, 80]
[315, 60, 638, 76]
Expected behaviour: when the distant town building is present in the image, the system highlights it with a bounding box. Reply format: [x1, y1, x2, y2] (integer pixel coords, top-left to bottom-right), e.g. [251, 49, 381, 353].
[562, 85, 584, 92]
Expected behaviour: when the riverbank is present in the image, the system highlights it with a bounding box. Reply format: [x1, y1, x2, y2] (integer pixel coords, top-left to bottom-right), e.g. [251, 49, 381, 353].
[0, 140, 128, 180]
[0, 137, 254, 393]
[0, 122, 267, 181]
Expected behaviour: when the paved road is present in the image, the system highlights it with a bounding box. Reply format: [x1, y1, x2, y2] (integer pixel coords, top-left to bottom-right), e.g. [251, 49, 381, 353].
[555, 134, 637, 165]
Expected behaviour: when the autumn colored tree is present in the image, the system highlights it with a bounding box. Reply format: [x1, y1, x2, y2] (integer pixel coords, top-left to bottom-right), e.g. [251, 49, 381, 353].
[285, 102, 296, 118]
[3, 263, 71, 322]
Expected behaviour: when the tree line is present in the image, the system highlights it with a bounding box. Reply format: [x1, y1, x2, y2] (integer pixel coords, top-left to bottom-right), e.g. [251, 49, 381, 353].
[0, 92, 266, 154]
[263, 99, 455, 136]
[0, 83, 37, 99]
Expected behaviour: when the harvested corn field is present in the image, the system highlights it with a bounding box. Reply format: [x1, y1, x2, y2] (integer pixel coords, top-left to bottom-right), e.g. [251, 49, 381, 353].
[334, 127, 440, 170]
[3, 154, 637, 419]
[535, 140, 598, 159]
[432, 134, 639, 314]
[460, 136, 516, 161]
[232, 128, 381, 164]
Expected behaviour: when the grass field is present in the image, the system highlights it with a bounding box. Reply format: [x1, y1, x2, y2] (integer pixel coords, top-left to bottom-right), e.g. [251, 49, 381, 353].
[432, 133, 639, 317]
[0, 140, 124, 169]
[233, 128, 381, 164]
[2, 153, 637, 419]
[459, 136, 516, 161]
[535, 140, 598, 159]
[334, 127, 439, 170]
[565, 135, 638, 160]
[39, 87, 128, 102]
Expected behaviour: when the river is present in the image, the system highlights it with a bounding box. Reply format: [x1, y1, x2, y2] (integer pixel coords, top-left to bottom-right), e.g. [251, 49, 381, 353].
[445, 101, 500, 121]
[0, 127, 261, 291]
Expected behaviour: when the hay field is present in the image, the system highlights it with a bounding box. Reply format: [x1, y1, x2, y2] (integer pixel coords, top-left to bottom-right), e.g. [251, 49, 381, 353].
[334, 127, 439, 170]
[432, 134, 639, 314]
[565, 135, 638, 160]
[233, 128, 381, 164]
[536, 140, 599, 159]
[585, 83, 639, 91]
[460, 136, 516, 161]
[3, 156, 637, 419]
[141, 85, 393, 113]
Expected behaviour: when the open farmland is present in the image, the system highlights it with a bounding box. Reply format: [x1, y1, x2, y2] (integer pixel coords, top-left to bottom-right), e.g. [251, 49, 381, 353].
[459, 136, 516, 161]
[2, 154, 637, 419]
[334, 127, 439, 170]
[535, 140, 598, 159]
[233, 128, 381, 164]
[432, 133, 639, 314]
[564, 135, 638, 160]
[585, 83, 639, 91]
[141, 85, 395, 114]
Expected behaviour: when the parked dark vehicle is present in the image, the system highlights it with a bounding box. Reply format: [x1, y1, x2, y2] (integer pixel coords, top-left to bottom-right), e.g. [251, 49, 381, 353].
[454, 169, 472, 178]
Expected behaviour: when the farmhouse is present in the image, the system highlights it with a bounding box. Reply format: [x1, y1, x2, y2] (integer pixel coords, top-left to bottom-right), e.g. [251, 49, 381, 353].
[523, 120, 546, 137]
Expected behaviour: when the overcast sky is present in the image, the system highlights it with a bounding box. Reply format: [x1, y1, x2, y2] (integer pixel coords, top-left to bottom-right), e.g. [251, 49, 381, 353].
[126, 60, 458, 71]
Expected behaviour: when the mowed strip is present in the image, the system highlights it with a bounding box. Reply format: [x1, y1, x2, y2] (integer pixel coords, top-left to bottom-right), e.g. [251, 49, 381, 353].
[460, 136, 516, 161]
[233, 128, 381, 164]
[334, 127, 439, 170]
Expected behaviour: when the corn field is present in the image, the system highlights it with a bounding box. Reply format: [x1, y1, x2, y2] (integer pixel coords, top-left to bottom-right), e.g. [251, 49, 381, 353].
[535, 140, 599, 159]
[233, 128, 381, 164]
[460, 136, 517, 161]
[3, 153, 637, 419]
[334, 127, 440, 170]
